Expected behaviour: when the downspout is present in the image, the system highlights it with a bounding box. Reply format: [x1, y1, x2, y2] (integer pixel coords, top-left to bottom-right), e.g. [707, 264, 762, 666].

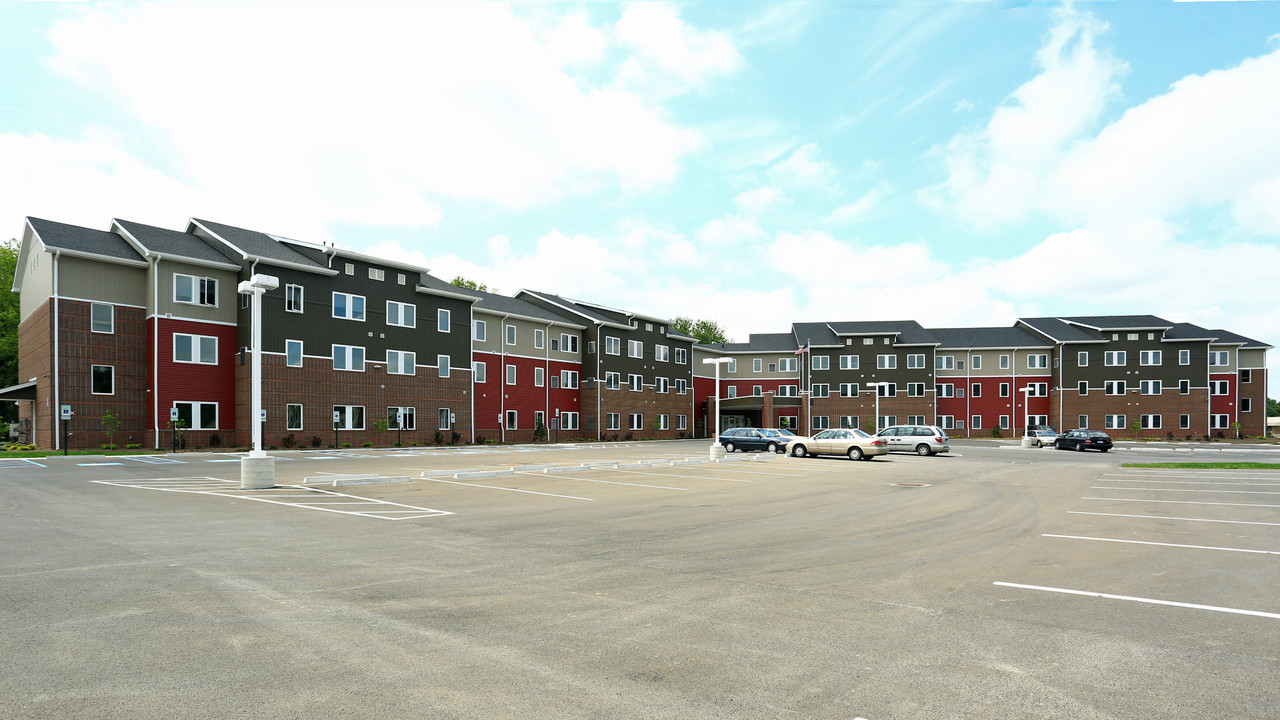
[544, 323, 552, 439]
[500, 314, 509, 444]
[51, 250, 60, 451]
[468, 306, 475, 444]
[596, 323, 602, 441]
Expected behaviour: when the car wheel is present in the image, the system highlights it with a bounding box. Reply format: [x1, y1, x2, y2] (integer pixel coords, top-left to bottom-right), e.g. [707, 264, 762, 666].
[724, 442, 735, 453]
[1075, 442, 1084, 452]
[1100, 448, 1109, 453]
[791, 444, 807, 458]
[915, 444, 931, 456]
[847, 446, 864, 461]
[766, 442, 777, 454]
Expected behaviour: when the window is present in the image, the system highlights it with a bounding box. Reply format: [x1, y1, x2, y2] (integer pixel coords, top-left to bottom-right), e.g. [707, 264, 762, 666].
[174, 401, 218, 430]
[1211, 414, 1229, 429]
[880, 415, 898, 430]
[727, 359, 738, 373]
[779, 357, 797, 373]
[629, 374, 643, 392]
[752, 385, 762, 396]
[332, 292, 365, 321]
[287, 403, 303, 431]
[561, 412, 580, 431]
[812, 416, 830, 430]
[386, 302, 417, 328]
[1242, 398, 1252, 412]
[840, 383, 859, 397]
[839, 416, 859, 429]
[812, 355, 830, 370]
[877, 355, 896, 369]
[474, 320, 487, 342]
[675, 348, 687, 364]
[606, 413, 621, 431]
[1180, 349, 1191, 365]
[91, 365, 114, 395]
[332, 345, 365, 371]
[999, 355, 1009, 370]
[434, 408, 450, 431]
[562, 370, 579, 389]
[999, 415, 1010, 430]
[628, 340, 643, 358]
[1027, 383, 1048, 397]
[999, 383, 1010, 398]
[1105, 350, 1126, 366]
[629, 413, 644, 430]
[1028, 354, 1048, 369]
[753, 358, 763, 373]
[344, 263, 354, 276]
[1078, 381, 1088, 396]
[1127, 333, 1139, 341]
[333, 405, 365, 430]
[936, 383, 954, 398]
[562, 334, 579, 353]
[1077, 351, 1088, 367]
[1241, 369, 1252, 383]
[777, 385, 798, 397]
[1139, 380, 1161, 395]
[534, 329, 544, 349]
[387, 406, 416, 430]
[1179, 379, 1189, 394]
[971, 415, 982, 430]
[877, 383, 896, 397]
[286, 284, 304, 313]
[656, 414, 670, 431]
[655, 345, 669, 362]
[1105, 415, 1127, 430]
[368, 267, 384, 281]
[175, 274, 217, 306]
[398, 273, 406, 285]
[863, 338, 874, 345]
[534, 367, 545, 387]
[971, 383, 981, 398]
[286, 339, 303, 367]
[675, 379, 688, 395]
[387, 350, 416, 375]
[1078, 415, 1089, 429]
[506, 364, 517, 385]
[605, 337, 621, 355]
[677, 415, 687, 430]
[174, 333, 218, 364]
[1105, 380, 1125, 395]
[907, 354, 925, 369]
[971, 356, 981, 370]
[605, 372, 620, 390]
[506, 324, 517, 346]
[505, 410, 518, 430]
[1141, 414, 1162, 429]
[940, 415, 955, 430]
[840, 355, 859, 370]
[1210, 380, 1229, 395]
[1180, 414, 1191, 429]
[436, 354, 450, 377]
[935, 355, 954, 370]
[726, 385, 737, 398]
[1140, 350, 1162, 366]
[811, 383, 829, 398]
[474, 361, 486, 383]
[91, 303, 113, 333]
[908, 383, 926, 397]
[656, 377, 668, 393]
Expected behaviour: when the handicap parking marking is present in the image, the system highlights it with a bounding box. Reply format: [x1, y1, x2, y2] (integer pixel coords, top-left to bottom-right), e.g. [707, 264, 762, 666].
[92, 476, 453, 520]
[124, 455, 186, 465]
[0, 458, 47, 469]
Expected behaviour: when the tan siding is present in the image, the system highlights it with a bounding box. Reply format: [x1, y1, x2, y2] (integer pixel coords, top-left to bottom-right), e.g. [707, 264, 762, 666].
[155, 259, 239, 323]
[58, 255, 147, 307]
[18, 248, 54, 322]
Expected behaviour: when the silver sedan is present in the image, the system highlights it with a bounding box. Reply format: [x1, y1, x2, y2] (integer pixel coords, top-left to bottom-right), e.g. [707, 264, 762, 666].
[784, 428, 890, 461]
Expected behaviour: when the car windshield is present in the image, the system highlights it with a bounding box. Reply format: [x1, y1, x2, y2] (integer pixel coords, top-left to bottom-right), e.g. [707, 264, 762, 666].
[851, 429, 872, 438]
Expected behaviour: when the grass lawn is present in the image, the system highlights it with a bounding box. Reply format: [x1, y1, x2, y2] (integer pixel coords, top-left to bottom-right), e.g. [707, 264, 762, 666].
[1123, 462, 1280, 470]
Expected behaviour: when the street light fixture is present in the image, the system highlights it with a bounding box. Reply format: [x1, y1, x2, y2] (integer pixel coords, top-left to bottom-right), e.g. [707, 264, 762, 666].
[1019, 385, 1034, 446]
[703, 357, 733, 459]
[866, 382, 887, 432]
[238, 273, 279, 489]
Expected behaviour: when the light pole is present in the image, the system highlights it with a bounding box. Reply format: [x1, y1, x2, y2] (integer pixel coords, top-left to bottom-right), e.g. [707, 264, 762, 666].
[867, 382, 886, 433]
[703, 357, 732, 459]
[1019, 385, 1034, 447]
[238, 273, 279, 489]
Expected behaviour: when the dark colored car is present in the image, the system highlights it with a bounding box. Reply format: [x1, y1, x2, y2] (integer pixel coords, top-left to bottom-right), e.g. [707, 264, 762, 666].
[1056, 430, 1113, 452]
[718, 427, 784, 453]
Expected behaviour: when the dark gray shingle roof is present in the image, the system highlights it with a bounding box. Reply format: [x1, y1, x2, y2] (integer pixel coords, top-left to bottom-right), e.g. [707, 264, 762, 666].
[828, 320, 938, 345]
[701, 333, 797, 353]
[1209, 329, 1273, 350]
[1060, 315, 1173, 331]
[191, 219, 329, 272]
[791, 322, 840, 347]
[1018, 317, 1105, 343]
[113, 219, 239, 267]
[27, 217, 144, 265]
[930, 326, 1052, 349]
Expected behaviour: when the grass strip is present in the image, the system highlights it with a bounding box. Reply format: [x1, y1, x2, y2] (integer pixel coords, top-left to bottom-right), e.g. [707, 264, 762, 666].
[1123, 462, 1280, 470]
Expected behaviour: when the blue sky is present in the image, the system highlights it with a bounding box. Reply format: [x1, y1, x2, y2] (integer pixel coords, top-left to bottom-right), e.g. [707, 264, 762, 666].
[2, 1, 1277, 395]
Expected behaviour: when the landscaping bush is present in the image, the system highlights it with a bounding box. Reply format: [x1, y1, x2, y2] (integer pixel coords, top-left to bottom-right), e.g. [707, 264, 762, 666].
[310, 436, 322, 448]
[281, 433, 297, 449]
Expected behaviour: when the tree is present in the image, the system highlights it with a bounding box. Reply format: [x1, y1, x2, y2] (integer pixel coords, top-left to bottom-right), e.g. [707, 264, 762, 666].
[450, 276, 491, 293]
[671, 316, 730, 344]
[1269, 398, 1279, 417]
[101, 411, 121, 449]
[0, 239, 20, 422]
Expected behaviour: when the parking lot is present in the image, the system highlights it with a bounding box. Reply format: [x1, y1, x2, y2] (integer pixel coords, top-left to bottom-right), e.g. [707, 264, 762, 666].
[2, 439, 1278, 719]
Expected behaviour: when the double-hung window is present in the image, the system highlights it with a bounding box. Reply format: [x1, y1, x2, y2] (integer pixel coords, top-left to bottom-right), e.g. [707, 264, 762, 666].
[175, 274, 217, 306]
[174, 333, 218, 364]
[332, 344, 365, 371]
[387, 350, 416, 375]
[332, 292, 365, 321]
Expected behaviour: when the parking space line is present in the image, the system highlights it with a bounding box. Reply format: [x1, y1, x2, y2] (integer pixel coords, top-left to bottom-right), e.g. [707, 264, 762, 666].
[1098, 477, 1280, 487]
[425, 477, 594, 501]
[1043, 534, 1280, 556]
[1068, 511, 1280, 527]
[993, 582, 1280, 619]
[1083, 496, 1280, 509]
[607, 467, 754, 483]
[1092, 486, 1280, 495]
[0, 458, 46, 469]
[518, 471, 687, 491]
[695, 465, 805, 477]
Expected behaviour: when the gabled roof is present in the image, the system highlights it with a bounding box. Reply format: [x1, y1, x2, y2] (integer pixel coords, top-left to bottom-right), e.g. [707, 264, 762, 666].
[517, 290, 633, 330]
[1209, 329, 1273, 350]
[791, 322, 840, 348]
[189, 218, 335, 275]
[112, 219, 240, 270]
[929, 326, 1052, 349]
[1164, 323, 1219, 342]
[1060, 315, 1173, 331]
[699, 332, 797, 354]
[1017, 317, 1106, 344]
[25, 217, 146, 266]
[829, 320, 938, 346]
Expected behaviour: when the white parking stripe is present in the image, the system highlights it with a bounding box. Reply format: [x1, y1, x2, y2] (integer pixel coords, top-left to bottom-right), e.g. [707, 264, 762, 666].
[1083, 497, 1280, 508]
[424, 477, 593, 501]
[993, 582, 1280, 619]
[1092, 486, 1280, 495]
[1097, 477, 1280, 487]
[518, 471, 686, 491]
[92, 478, 452, 519]
[1043, 534, 1280, 556]
[607, 467, 754, 483]
[1068, 511, 1280, 527]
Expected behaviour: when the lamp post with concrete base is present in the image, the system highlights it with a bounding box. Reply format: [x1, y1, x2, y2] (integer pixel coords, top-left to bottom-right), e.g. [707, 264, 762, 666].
[1019, 385, 1035, 448]
[703, 357, 732, 460]
[238, 273, 279, 489]
[867, 382, 886, 433]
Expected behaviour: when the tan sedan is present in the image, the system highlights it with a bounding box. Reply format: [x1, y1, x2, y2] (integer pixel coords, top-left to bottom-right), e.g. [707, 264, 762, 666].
[784, 428, 889, 461]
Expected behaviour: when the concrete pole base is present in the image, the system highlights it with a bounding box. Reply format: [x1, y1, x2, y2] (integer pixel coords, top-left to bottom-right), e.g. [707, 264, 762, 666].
[241, 455, 276, 489]
[709, 444, 727, 461]
[1020, 436, 1037, 449]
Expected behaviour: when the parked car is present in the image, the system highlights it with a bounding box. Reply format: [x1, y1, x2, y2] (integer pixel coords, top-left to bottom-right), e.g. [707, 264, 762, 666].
[718, 427, 785, 453]
[785, 428, 889, 461]
[875, 425, 951, 456]
[1056, 430, 1113, 452]
[1028, 428, 1060, 447]
[761, 428, 796, 450]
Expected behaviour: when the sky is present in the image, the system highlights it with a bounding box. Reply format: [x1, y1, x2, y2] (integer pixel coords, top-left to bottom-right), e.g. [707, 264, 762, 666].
[2, 0, 1278, 398]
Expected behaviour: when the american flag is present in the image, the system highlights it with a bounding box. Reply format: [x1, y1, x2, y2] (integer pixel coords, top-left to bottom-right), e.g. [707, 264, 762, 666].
[794, 341, 810, 355]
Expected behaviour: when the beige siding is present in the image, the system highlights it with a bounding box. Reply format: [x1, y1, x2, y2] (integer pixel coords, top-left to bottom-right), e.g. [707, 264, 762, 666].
[155, 259, 239, 323]
[18, 248, 54, 322]
[1239, 348, 1267, 369]
[58, 255, 147, 307]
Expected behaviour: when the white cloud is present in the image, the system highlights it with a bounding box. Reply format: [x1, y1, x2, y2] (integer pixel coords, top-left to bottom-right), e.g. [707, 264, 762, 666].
[732, 186, 786, 215]
[613, 2, 742, 95]
[695, 214, 766, 246]
[824, 189, 882, 224]
[768, 142, 838, 189]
